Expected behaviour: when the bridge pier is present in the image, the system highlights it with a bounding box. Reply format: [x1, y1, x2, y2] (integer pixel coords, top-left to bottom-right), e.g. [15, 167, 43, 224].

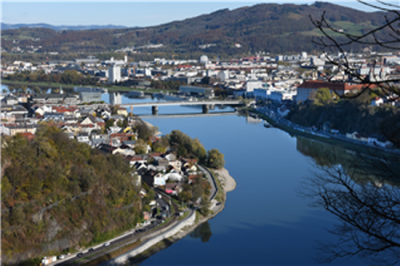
[210, 104, 215, 110]
[202, 104, 209, 114]
[152, 106, 158, 115]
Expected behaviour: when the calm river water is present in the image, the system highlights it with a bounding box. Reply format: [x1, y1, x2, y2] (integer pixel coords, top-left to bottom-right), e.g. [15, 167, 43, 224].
[3, 87, 377, 265]
[101, 93, 367, 265]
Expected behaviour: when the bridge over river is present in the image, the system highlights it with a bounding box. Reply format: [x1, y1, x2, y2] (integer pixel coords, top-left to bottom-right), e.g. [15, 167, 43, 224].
[137, 111, 238, 119]
[119, 100, 243, 114]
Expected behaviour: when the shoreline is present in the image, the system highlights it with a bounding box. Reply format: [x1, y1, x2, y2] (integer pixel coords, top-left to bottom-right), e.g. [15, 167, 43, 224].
[142, 120, 162, 136]
[119, 167, 237, 265]
[174, 167, 237, 237]
[252, 109, 400, 157]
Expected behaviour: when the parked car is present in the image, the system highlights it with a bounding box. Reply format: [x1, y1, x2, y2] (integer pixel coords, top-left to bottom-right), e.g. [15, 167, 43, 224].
[88, 248, 94, 252]
[103, 242, 110, 247]
[77, 253, 84, 258]
[58, 254, 66, 259]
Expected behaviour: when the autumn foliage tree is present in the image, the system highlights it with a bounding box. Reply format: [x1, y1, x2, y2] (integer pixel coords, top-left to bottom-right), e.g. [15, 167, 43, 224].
[1, 125, 142, 264]
[206, 148, 225, 169]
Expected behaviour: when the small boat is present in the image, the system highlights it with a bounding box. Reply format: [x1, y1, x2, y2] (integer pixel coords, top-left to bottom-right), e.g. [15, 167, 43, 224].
[264, 121, 271, 128]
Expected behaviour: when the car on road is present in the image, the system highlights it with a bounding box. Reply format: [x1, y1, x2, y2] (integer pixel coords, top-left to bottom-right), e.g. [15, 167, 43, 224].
[58, 254, 66, 259]
[77, 253, 84, 258]
[88, 248, 94, 252]
[103, 242, 110, 247]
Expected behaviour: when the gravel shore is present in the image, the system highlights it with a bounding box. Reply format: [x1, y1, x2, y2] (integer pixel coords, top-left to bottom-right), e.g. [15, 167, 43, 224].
[214, 167, 237, 194]
[143, 120, 162, 136]
[171, 167, 236, 238]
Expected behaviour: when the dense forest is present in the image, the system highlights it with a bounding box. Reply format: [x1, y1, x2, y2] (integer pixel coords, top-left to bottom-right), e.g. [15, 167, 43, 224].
[1, 2, 394, 59]
[1, 125, 142, 264]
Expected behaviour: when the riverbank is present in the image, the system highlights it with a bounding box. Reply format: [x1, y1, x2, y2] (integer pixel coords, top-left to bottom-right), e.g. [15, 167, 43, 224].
[106, 167, 237, 265]
[143, 120, 162, 136]
[170, 167, 236, 239]
[252, 108, 400, 157]
[1, 79, 174, 94]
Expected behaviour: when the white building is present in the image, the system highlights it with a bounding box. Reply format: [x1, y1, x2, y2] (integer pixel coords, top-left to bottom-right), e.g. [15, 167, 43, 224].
[371, 97, 384, 106]
[245, 80, 264, 92]
[108, 65, 121, 84]
[218, 70, 230, 82]
[199, 55, 209, 64]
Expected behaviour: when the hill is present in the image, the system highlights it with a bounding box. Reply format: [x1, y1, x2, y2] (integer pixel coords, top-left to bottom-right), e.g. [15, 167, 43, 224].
[1, 2, 393, 57]
[1, 22, 128, 31]
[1, 125, 142, 265]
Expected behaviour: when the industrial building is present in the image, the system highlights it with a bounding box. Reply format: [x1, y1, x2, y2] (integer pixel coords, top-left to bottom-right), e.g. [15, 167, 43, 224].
[108, 65, 121, 84]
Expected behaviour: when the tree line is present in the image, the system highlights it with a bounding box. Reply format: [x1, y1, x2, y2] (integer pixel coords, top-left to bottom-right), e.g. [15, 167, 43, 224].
[4, 69, 99, 86]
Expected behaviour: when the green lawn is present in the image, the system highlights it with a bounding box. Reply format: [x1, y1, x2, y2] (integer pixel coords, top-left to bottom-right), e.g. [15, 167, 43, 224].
[301, 21, 376, 37]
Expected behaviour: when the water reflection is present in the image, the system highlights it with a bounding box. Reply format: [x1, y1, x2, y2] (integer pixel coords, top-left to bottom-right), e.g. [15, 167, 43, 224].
[298, 137, 400, 265]
[190, 222, 212, 243]
[109, 92, 122, 105]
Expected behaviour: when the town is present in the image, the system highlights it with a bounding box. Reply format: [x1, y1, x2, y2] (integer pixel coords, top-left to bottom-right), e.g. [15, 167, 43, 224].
[1, 49, 400, 150]
[2, 1, 400, 265]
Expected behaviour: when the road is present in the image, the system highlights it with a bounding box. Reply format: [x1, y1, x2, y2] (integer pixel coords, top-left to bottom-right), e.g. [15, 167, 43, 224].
[51, 193, 173, 266]
[198, 164, 218, 201]
[50, 166, 214, 265]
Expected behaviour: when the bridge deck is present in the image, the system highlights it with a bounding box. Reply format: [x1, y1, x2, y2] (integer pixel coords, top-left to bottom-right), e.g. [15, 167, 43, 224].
[119, 100, 242, 107]
[137, 111, 238, 119]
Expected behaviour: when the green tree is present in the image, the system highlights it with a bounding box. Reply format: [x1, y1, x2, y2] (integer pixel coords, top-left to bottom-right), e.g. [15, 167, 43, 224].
[105, 119, 114, 129]
[200, 195, 211, 216]
[206, 149, 225, 169]
[134, 139, 148, 154]
[314, 87, 333, 106]
[136, 123, 156, 141]
[61, 70, 82, 84]
[152, 142, 167, 153]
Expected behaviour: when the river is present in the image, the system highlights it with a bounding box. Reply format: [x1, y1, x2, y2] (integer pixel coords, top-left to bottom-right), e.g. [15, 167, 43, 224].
[4, 86, 395, 265]
[101, 93, 366, 265]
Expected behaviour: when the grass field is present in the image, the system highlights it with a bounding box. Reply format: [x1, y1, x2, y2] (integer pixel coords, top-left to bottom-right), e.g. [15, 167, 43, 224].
[301, 20, 376, 37]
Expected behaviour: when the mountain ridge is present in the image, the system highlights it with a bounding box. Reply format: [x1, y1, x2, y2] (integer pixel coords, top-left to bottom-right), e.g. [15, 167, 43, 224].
[1, 2, 392, 57]
[1, 22, 129, 31]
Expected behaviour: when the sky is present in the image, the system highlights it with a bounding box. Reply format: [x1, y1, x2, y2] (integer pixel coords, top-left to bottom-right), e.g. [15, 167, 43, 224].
[1, 1, 396, 28]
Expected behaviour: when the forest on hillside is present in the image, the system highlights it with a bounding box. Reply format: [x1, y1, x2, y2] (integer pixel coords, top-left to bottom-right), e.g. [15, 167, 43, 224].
[1, 125, 142, 265]
[1, 2, 394, 59]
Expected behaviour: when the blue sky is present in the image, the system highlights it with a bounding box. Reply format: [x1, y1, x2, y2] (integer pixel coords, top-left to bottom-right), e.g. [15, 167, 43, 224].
[1, 1, 394, 27]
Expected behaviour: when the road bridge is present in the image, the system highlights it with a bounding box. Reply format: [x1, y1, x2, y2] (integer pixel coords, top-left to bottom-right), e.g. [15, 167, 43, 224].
[137, 111, 238, 119]
[119, 100, 242, 114]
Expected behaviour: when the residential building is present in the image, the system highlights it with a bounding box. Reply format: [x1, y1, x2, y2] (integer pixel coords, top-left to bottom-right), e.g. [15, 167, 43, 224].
[296, 81, 364, 102]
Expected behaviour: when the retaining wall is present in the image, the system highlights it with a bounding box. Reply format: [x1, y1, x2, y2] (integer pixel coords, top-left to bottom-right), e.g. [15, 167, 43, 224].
[100, 210, 196, 266]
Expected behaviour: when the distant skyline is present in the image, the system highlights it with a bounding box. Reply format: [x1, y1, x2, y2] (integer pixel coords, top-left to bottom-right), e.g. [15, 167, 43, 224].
[1, 1, 396, 28]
